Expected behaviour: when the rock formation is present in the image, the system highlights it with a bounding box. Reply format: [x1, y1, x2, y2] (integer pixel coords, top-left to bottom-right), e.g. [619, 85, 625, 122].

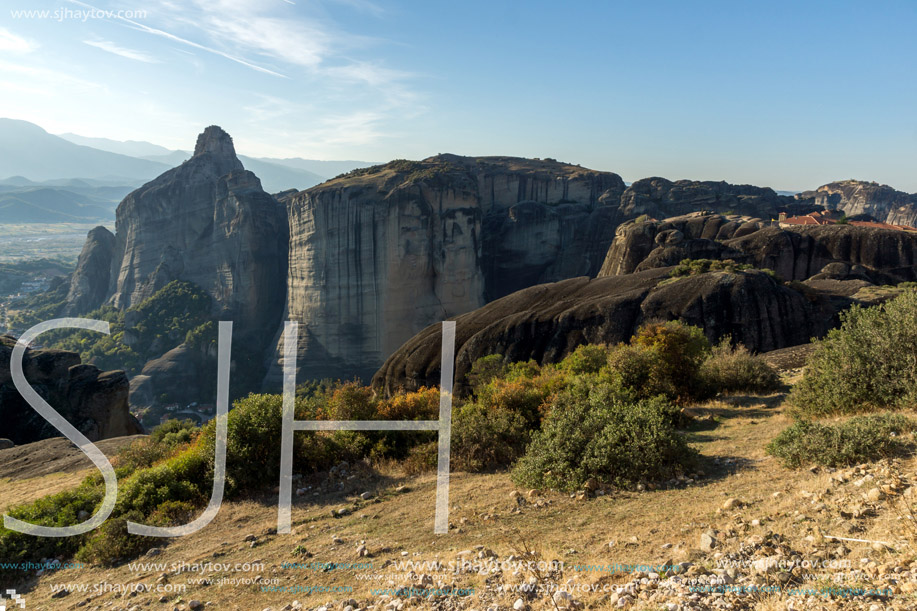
[796, 180, 917, 227]
[271, 155, 626, 383]
[61, 130, 917, 393]
[108, 126, 288, 348]
[619, 177, 810, 219]
[65, 225, 115, 315]
[600, 212, 917, 284]
[373, 267, 831, 395]
[0, 335, 142, 445]
[128, 342, 219, 409]
[273, 158, 819, 383]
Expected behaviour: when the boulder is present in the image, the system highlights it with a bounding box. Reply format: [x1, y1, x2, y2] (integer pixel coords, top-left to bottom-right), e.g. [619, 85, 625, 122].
[0, 335, 143, 445]
[373, 267, 829, 395]
[600, 212, 917, 284]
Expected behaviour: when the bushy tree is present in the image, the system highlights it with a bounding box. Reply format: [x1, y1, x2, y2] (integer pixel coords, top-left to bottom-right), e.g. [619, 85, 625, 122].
[512, 380, 695, 491]
[790, 290, 917, 416]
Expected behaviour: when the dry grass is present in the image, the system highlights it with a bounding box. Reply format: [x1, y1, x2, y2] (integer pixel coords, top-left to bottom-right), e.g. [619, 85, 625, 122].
[0, 472, 88, 514]
[8, 391, 917, 610]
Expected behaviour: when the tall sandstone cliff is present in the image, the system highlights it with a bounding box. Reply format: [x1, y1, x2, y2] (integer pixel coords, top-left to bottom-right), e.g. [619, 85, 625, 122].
[64, 132, 917, 392]
[65, 225, 115, 315]
[270, 164, 829, 383]
[267, 156, 626, 382]
[104, 126, 288, 345]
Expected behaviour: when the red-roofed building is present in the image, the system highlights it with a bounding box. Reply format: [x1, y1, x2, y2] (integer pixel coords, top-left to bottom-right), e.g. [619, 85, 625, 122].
[849, 221, 917, 232]
[778, 211, 917, 232]
[778, 211, 838, 226]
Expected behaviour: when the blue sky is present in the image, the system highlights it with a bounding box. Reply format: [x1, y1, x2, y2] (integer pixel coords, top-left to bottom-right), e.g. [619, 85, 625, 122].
[1, 0, 915, 190]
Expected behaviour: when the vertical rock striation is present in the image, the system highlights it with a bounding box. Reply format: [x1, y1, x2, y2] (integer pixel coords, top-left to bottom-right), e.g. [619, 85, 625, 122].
[65, 225, 116, 315]
[270, 155, 625, 383]
[108, 126, 288, 346]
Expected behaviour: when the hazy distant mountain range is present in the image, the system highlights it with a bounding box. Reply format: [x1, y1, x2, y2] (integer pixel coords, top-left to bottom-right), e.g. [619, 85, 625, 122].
[0, 119, 375, 223]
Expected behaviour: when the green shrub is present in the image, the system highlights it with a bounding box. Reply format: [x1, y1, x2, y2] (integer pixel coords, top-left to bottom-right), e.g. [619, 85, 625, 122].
[452, 402, 532, 472]
[198, 393, 342, 495]
[605, 343, 664, 398]
[475, 378, 548, 428]
[670, 258, 752, 277]
[112, 437, 180, 475]
[700, 340, 781, 394]
[790, 290, 917, 416]
[511, 381, 695, 491]
[467, 355, 508, 391]
[369, 387, 440, 460]
[76, 501, 196, 565]
[605, 321, 711, 402]
[767, 414, 916, 468]
[402, 441, 439, 475]
[115, 446, 210, 515]
[150, 418, 199, 447]
[558, 344, 609, 375]
[502, 359, 542, 382]
[0, 480, 103, 580]
[75, 511, 154, 565]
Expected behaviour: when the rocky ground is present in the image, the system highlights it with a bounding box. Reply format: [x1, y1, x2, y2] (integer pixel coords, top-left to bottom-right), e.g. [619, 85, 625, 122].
[10, 384, 917, 610]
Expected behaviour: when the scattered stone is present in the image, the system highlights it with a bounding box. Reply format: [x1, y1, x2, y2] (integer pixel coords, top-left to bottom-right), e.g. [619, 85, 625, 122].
[552, 590, 574, 608]
[699, 531, 717, 552]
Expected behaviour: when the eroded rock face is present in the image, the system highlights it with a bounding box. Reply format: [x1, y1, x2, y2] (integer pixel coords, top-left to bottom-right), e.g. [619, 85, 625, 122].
[274, 159, 821, 384]
[600, 213, 917, 284]
[373, 268, 828, 395]
[797, 180, 917, 226]
[108, 126, 288, 347]
[0, 336, 142, 445]
[271, 155, 625, 383]
[619, 177, 808, 219]
[65, 225, 115, 315]
[129, 343, 217, 409]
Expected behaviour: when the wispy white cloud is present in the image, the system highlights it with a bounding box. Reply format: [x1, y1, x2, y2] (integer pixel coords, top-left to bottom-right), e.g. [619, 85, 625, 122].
[52, 0, 427, 151]
[0, 27, 36, 53]
[68, 0, 289, 77]
[84, 39, 160, 63]
[202, 12, 328, 68]
[171, 0, 333, 69]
